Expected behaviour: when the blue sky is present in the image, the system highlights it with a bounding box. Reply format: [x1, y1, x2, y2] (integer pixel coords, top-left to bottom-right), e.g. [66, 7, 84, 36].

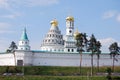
[0, 0, 120, 52]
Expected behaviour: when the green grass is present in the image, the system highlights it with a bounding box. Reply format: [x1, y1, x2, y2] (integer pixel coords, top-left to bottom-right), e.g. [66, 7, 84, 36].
[0, 76, 107, 80]
[0, 66, 120, 80]
[0, 66, 120, 75]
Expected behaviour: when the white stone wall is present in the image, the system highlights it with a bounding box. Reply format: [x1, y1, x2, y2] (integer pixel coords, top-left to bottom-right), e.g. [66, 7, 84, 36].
[14, 50, 33, 66]
[0, 51, 120, 67]
[32, 52, 120, 67]
[0, 53, 15, 66]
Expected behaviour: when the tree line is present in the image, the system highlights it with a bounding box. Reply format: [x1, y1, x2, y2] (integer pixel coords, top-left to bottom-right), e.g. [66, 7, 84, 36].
[75, 32, 120, 76]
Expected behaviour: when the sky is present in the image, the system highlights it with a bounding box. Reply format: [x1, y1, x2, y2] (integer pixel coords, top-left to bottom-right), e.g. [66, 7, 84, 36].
[0, 0, 120, 52]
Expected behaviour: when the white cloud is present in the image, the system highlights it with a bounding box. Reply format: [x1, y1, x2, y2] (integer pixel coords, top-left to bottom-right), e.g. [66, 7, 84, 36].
[99, 38, 120, 52]
[7, 0, 59, 7]
[103, 10, 120, 23]
[103, 11, 117, 19]
[0, 12, 22, 19]
[26, 0, 59, 7]
[0, 0, 9, 9]
[0, 39, 9, 52]
[0, 22, 10, 28]
[0, 0, 59, 19]
[0, 22, 14, 34]
[99, 38, 116, 46]
[116, 14, 120, 23]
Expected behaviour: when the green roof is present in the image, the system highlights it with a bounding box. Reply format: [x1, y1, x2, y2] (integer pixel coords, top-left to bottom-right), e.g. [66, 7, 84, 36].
[20, 28, 28, 40]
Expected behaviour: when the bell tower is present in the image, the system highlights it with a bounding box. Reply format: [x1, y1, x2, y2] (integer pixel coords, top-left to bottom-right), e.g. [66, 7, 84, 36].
[64, 16, 77, 53]
[66, 16, 74, 36]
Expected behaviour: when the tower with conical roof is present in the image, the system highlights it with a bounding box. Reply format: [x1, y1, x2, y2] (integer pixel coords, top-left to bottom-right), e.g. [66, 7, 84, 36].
[40, 19, 64, 52]
[64, 16, 77, 53]
[18, 28, 30, 51]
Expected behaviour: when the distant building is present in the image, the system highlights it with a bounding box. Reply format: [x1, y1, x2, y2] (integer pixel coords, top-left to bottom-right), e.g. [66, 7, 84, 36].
[0, 16, 120, 66]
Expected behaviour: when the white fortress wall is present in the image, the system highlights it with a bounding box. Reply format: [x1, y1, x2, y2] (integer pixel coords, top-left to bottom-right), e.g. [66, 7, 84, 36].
[0, 53, 15, 66]
[32, 52, 120, 67]
[14, 50, 33, 66]
[0, 51, 120, 66]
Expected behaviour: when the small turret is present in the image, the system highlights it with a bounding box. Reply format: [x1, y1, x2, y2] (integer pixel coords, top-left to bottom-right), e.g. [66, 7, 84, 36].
[18, 28, 30, 51]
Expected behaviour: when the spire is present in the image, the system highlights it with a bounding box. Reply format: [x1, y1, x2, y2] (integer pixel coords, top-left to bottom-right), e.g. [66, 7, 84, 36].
[20, 28, 28, 40]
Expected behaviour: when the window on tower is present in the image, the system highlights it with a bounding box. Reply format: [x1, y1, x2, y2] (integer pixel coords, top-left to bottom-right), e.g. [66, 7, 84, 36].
[72, 49, 74, 52]
[69, 30, 72, 33]
[68, 49, 70, 52]
[25, 42, 27, 44]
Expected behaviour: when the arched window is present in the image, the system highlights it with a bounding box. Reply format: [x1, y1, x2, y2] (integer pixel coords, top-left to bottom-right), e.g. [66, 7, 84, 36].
[48, 39, 50, 42]
[72, 49, 74, 52]
[68, 49, 70, 52]
[25, 42, 27, 44]
[52, 40, 54, 42]
[53, 34, 54, 37]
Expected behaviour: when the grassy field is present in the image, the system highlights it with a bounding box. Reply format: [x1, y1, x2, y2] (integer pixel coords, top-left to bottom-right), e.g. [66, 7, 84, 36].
[0, 76, 108, 80]
[0, 76, 120, 80]
[0, 66, 120, 75]
[0, 66, 120, 80]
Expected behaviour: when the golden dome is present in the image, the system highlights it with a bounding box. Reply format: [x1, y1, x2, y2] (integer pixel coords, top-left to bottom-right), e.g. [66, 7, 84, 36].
[74, 29, 80, 37]
[66, 16, 74, 21]
[50, 19, 58, 27]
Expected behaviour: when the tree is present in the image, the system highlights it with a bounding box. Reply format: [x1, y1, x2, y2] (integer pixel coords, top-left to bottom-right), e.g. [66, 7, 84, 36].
[75, 32, 88, 74]
[6, 41, 18, 66]
[96, 41, 102, 72]
[109, 42, 120, 72]
[6, 41, 17, 53]
[87, 34, 101, 76]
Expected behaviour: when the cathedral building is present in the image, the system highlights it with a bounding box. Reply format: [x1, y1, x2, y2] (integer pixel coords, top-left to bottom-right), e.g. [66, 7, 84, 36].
[0, 16, 119, 66]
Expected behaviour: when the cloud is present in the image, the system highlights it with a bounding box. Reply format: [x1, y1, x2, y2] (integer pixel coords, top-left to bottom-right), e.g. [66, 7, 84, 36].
[0, 12, 22, 19]
[0, 0, 10, 9]
[0, 38, 9, 51]
[116, 14, 120, 23]
[0, 0, 59, 9]
[0, 22, 10, 28]
[99, 38, 116, 46]
[99, 38, 120, 52]
[103, 11, 117, 19]
[103, 10, 120, 23]
[0, 0, 59, 19]
[25, 0, 59, 7]
[0, 22, 14, 34]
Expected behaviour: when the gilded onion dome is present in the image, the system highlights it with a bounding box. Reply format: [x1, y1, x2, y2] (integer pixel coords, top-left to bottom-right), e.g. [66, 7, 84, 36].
[66, 16, 74, 21]
[74, 29, 80, 38]
[50, 19, 58, 27]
